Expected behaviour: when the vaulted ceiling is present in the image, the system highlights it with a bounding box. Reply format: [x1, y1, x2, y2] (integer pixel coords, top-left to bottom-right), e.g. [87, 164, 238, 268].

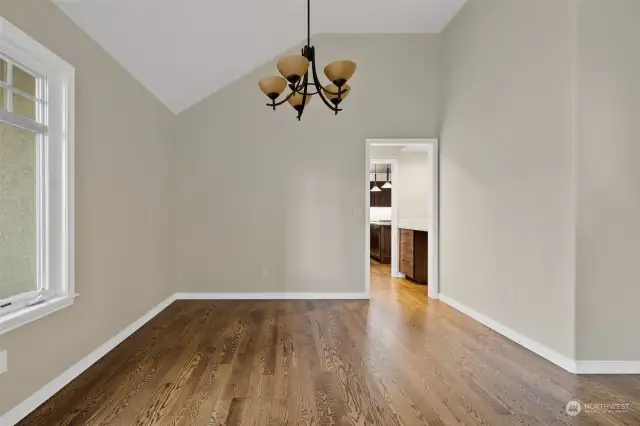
[53, 0, 466, 114]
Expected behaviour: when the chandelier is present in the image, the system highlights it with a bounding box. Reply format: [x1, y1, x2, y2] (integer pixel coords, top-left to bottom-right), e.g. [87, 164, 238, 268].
[258, 0, 356, 121]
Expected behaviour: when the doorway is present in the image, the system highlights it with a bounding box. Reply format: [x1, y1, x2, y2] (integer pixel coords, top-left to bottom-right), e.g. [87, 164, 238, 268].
[365, 139, 440, 299]
[369, 159, 398, 279]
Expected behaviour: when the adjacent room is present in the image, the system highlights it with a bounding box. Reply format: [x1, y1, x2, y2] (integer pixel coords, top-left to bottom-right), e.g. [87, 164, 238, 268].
[369, 141, 437, 304]
[1, 0, 639, 424]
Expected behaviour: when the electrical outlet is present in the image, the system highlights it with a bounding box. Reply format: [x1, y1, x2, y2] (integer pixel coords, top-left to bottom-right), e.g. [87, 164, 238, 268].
[0, 350, 7, 375]
[507, 291, 516, 305]
[261, 267, 270, 278]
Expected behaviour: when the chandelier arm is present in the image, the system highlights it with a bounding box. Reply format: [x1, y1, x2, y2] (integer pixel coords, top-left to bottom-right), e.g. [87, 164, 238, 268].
[297, 71, 310, 120]
[310, 60, 341, 112]
[293, 79, 306, 92]
[293, 83, 319, 96]
[266, 89, 297, 108]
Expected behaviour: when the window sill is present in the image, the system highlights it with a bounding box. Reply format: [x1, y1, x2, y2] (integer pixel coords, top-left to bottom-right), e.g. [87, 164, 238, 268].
[0, 295, 77, 336]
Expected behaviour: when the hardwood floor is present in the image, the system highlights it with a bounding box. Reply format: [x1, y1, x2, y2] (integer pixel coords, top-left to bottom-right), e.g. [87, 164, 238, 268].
[20, 262, 640, 425]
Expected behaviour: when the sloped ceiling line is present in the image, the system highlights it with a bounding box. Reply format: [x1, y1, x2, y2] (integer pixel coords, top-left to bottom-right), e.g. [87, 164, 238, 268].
[52, 0, 466, 114]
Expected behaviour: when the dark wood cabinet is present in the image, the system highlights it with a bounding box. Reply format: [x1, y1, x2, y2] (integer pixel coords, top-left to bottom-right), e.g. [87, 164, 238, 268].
[378, 186, 391, 207]
[370, 182, 377, 207]
[370, 182, 392, 207]
[370, 224, 391, 264]
[370, 224, 381, 259]
[399, 228, 428, 284]
[399, 229, 414, 277]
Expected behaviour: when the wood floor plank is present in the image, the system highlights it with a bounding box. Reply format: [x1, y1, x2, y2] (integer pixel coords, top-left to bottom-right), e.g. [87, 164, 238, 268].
[17, 262, 640, 426]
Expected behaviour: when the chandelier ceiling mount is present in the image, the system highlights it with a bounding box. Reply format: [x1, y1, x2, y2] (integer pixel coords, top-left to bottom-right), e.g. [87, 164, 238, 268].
[258, 0, 356, 121]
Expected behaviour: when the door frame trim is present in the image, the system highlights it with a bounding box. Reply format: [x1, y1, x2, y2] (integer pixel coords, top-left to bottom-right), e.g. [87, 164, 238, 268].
[365, 138, 440, 299]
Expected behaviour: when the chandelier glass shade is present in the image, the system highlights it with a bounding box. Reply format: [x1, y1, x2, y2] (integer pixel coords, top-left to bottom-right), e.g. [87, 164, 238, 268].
[258, 0, 356, 120]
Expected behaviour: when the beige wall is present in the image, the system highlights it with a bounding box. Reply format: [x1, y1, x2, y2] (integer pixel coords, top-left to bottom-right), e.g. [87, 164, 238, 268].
[439, 0, 576, 358]
[173, 34, 441, 293]
[0, 0, 175, 414]
[2, 2, 638, 416]
[575, 0, 640, 361]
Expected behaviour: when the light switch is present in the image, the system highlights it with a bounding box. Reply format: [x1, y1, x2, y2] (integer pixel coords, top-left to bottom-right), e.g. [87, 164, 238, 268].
[0, 350, 7, 375]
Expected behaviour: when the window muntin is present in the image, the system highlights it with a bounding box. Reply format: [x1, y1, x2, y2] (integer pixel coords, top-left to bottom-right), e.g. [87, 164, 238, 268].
[0, 56, 47, 126]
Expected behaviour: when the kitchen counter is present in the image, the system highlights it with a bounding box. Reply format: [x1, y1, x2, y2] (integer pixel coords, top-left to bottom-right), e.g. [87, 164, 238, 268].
[398, 219, 428, 232]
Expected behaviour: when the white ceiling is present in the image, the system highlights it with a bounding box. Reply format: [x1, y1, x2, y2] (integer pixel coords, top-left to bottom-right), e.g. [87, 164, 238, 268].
[53, 0, 466, 114]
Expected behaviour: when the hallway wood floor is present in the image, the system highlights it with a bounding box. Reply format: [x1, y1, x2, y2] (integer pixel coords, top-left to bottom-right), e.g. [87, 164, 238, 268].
[19, 262, 640, 425]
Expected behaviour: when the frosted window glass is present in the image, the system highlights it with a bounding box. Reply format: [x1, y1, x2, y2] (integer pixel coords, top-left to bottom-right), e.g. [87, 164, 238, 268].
[0, 122, 37, 299]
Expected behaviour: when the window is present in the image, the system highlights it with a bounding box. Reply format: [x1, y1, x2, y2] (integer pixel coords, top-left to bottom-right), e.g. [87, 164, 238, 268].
[0, 17, 75, 335]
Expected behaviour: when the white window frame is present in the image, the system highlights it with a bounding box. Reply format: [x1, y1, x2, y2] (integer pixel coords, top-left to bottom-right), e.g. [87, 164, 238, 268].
[0, 17, 75, 335]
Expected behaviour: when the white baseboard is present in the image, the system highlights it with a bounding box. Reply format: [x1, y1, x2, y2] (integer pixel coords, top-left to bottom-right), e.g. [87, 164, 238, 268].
[0, 290, 371, 424]
[0, 294, 177, 426]
[575, 361, 640, 374]
[438, 294, 578, 373]
[175, 292, 370, 300]
[439, 294, 640, 375]
[12, 291, 637, 424]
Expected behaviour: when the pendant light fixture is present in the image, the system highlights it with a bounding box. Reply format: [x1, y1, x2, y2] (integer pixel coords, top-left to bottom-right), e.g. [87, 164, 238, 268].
[258, 0, 356, 121]
[382, 164, 392, 189]
[371, 164, 381, 192]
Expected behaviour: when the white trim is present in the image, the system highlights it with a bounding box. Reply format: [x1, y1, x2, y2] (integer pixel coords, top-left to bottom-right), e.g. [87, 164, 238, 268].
[174, 292, 370, 300]
[574, 361, 640, 375]
[368, 139, 439, 146]
[0, 295, 76, 336]
[0, 108, 46, 133]
[0, 18, 74, 78]
[371, 158, 400, 277]
[62, 65, 75, 300]
[366, 138, 440, 299]
[440, 294, 640, 375]
[0, 294, 176, 426]
[0, 80, 45, 103]
[364, 141, 371, 297]
[429, 140, 440, 299]
[438, 294, 578, 373]
[0, 16, 76, 332]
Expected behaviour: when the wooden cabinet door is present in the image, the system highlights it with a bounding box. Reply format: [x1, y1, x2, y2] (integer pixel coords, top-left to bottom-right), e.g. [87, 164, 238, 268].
[380, 225, 392, 263]
[375, 186, 390, 207]
[385, 187, 392, 207]
[399, 229, 414, 277]
[413, 231, 429, 284]
[400, 256, 413, 277]
[370, 225, 381, 259]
